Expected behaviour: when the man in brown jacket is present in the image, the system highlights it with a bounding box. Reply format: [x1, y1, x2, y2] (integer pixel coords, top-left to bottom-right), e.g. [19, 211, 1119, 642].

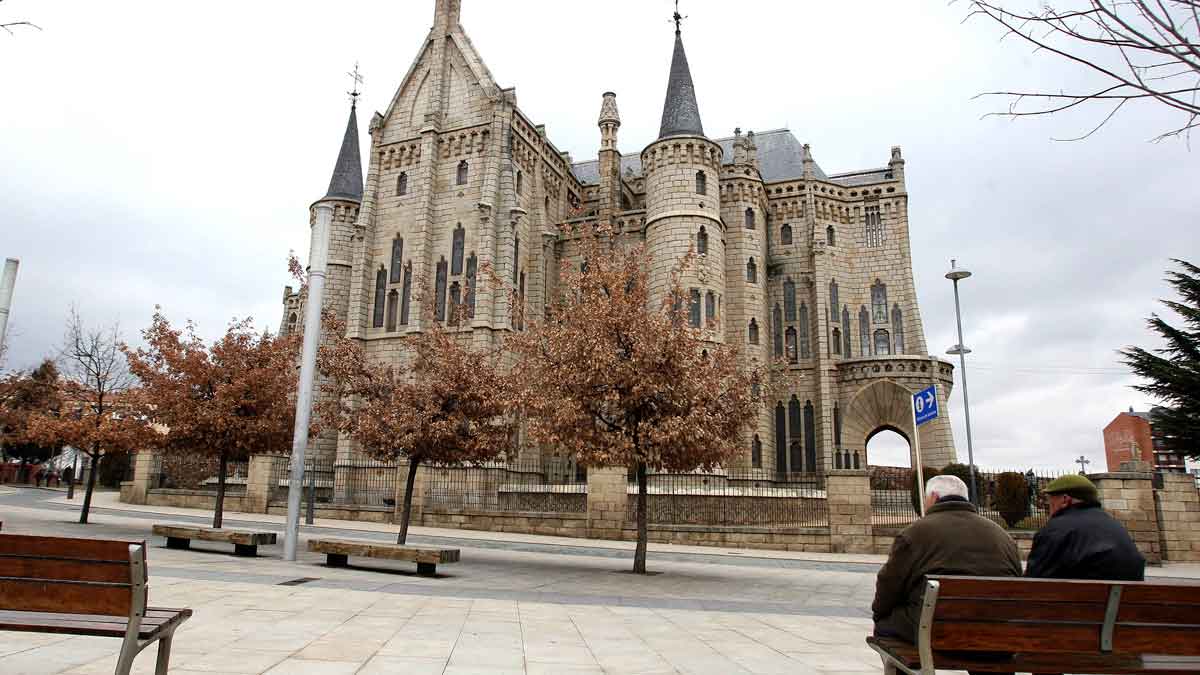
[872, 475, 1022, 673]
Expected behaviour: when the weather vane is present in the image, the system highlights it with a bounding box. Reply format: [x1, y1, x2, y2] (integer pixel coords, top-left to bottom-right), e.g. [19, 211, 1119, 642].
[673, 0, 686, 33]
[347, 61, 364, 105]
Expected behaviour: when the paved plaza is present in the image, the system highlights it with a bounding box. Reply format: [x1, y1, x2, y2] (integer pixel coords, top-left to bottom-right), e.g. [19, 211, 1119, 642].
[2, 487, 1198, 675]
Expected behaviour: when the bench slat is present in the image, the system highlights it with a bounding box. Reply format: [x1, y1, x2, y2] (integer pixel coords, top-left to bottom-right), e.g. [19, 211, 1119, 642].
[935, 598, 1108, 623]
[0, 534, 139, 563]
[152, 525, 276, 546]
[869, 637, 1200, 674]
[307, 539, 459, 564]
[0, 578, 133, 616]
[0, 555, 132, 583]
[933, 620, 1100, 653]
[0, 608, 191, 639]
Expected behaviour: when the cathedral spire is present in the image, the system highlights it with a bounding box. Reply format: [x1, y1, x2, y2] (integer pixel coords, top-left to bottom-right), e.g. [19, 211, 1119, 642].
[658, 3, 704, 139]
[322, 100, 363, 203]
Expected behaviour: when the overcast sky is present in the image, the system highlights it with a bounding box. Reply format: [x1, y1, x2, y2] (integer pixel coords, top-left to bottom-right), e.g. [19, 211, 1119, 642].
[1, 1, 1195, 471]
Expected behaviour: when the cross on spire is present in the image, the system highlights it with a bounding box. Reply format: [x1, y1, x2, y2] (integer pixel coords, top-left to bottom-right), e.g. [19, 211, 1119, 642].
[673, 0, 686, 34]
[1075, 455, 1091, 474]
[346, 61, 363, 105]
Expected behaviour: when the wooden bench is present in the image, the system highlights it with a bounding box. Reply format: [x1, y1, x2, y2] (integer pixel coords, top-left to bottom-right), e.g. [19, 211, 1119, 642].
[867, 574, 1200, 674]
[0, 533, 191, 675]
[152, 524, 276, 557]
[307, 538, 459, 576]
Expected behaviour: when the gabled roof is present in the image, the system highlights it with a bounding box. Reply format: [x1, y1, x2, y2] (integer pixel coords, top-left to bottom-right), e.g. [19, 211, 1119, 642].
[322, 103, 363, 202]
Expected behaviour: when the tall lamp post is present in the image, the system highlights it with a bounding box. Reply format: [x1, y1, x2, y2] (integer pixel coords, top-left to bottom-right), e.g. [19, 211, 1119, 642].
[946, 260, 979, 504]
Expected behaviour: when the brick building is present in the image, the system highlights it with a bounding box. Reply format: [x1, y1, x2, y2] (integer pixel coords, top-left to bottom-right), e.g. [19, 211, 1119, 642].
[283, 0, 958, 475]
[1103, 407, 1188, 473]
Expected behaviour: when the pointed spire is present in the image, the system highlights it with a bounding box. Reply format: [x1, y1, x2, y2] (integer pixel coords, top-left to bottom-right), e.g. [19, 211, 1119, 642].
[323, 102, 363, 203]
[657, 23, 704, 139]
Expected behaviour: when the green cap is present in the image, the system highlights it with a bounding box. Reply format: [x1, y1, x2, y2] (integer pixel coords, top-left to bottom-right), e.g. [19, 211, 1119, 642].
[1044, 474, 1099, 502]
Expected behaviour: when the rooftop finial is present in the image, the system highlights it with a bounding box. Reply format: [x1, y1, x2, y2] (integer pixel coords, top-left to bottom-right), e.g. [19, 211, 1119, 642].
[346, 61, 363, 106]
[673, 0, 686, 34]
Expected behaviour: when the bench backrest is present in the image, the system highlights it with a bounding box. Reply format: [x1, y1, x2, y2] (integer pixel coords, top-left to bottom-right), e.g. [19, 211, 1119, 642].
[926, 575, 1200, 657]
[0, 534, 147, 617]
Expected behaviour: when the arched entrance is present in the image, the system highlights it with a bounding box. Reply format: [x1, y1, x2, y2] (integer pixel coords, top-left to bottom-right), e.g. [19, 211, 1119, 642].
[866, 426, 911, 467]
[844, 380, 919, 467]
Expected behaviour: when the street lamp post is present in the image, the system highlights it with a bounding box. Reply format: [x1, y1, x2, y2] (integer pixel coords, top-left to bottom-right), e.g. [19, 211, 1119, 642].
[946, 259, 979, 505]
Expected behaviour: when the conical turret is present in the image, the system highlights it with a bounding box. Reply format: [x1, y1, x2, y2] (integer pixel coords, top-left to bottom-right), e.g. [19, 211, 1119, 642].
[658, 27, 704, 139]
[322, 102, 363, 203]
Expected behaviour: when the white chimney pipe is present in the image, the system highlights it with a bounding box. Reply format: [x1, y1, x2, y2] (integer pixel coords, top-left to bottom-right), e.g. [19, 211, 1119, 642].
[0, 258, 19, 354]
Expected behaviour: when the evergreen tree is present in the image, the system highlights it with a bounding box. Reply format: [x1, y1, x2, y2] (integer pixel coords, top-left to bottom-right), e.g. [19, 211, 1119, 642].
[1121, 259, 1200, 460]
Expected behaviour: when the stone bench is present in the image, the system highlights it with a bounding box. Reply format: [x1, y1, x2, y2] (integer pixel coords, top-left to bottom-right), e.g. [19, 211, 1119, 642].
[152, 524, 276, 557]
[307, 538, 459, 576]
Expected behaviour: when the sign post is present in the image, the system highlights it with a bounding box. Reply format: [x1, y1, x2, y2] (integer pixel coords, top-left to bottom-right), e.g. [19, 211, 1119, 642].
[912, 385, 939, 517]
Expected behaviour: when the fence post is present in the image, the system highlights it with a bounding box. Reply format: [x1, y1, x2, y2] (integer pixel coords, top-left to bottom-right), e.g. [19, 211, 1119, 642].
[393, 461, 427, 526]
[1092, 467, 1162, 565]
[126, 450, 160, 505]
[1154, 471, 1200, 562]
[245, 454, 282, 514]
[826, 469, 873, 554]
[586, 467, 628, 540]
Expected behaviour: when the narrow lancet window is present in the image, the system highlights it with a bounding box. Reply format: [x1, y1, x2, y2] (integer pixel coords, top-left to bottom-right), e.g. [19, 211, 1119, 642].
[745, 208, 755, 229]
[746, 257, 757, 283]
[397, 172, 408, 196]
[748, 318, 759, 345]
[781, 223, 792, 245]
[400, 263, 412, 326]
[799, 303, 811, 359]
[435, 258, 448, 321]
[892, 305, 905, 354]
[451, 225, 465, 275]
[696, 170, 707, 195]
[373, 268, 386, 328]
[390, 237, 404, 284]
[773, 305, 783, 357]
[784, 278, 796, 321]
[457, 160, 469, 185]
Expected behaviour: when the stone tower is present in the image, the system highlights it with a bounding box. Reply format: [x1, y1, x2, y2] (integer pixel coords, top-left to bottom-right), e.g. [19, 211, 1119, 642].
[641, 24, 725, 336]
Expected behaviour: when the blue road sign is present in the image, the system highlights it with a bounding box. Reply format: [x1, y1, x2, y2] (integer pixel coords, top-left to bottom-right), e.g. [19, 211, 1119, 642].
[913, 385, 939, 426]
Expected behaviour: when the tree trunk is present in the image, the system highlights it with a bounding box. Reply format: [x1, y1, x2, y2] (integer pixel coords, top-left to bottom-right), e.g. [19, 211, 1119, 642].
[79, 450, 100, 524]
[213, 450, 229, 529]
[397, 458, 420, 545]
[633, 461, 648, 574]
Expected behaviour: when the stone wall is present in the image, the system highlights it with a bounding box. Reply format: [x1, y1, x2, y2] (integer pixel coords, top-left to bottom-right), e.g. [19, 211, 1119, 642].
[1155, 471, 1200, 562]
[1093, 471, 1162, 565]
[143, 489, 249, 515]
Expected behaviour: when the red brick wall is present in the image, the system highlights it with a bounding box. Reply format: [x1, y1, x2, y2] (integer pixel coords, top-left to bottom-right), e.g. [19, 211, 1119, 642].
[1103, 413, 1153, 472]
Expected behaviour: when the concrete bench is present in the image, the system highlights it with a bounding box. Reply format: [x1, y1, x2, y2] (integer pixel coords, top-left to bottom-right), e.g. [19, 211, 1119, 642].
[307, 538, 459, 576]
[152, 524, 276, 557]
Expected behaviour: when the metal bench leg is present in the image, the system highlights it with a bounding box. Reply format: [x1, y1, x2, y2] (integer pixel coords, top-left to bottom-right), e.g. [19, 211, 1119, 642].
[114, 635, 138, 675]
[234, 544, 257, 557]
[154, 629, 176, 675]
[165, 537, 190, 550]
[417, 562, 436, 576]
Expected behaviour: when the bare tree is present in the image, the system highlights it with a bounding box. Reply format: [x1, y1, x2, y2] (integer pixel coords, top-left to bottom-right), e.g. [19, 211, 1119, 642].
[0, 0, 40, 35]
[967, 1, 1200, 141]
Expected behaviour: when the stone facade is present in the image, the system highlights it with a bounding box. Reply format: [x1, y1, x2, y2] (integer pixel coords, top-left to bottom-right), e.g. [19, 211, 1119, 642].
[1155, 471, 1200, 562]
[282, 0, 958, 476]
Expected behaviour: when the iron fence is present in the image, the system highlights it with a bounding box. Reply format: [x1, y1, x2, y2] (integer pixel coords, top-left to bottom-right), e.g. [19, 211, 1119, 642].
[424, 455, 587, 513]
[871, 465, 1072, 531]
[267, 456, 400, 509]
[629, 469, 828, 526]
[151, 453, 248, 495]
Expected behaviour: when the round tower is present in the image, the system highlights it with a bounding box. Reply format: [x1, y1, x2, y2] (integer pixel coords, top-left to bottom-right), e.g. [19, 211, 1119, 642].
[642, 24, 724, 341]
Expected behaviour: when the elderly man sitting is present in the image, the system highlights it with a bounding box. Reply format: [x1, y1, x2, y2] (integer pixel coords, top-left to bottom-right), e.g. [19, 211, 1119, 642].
[1026, 473, 1145, 581]
[872, 475, 1022, 675]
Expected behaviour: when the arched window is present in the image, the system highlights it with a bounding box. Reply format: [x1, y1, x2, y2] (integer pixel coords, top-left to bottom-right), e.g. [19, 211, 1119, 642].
[785, 327, 798, 363]
[774, 403, 787, 475]
[773, 304, 783, 357]
[386, 289, 399, 331]
[372, 268, 386, 328]
[872, 280, 888, 322]
[515, 170, 523, 194]
[799, 303, 811, 359]
[390, 236, 404, 283]
[286, 313, 297, 335]
[829, 279, 839, 318]
[544, 195, 550, 213]
[804, 401, 816, 472]
[788, 396, 803, 471]
[834, 403, 842, 449]
[396, 172, 408, 196]
[842, 306, 852, 357]
[456, 160, 469, 185]
[781, 223, 793, 245]
[832, 327, 842, 355]
[784, 277, 796, 321]
[448, 282, 461, 326]
[892, 305, 905, 354]
[697, 226, 708, 255]
[695, 170, 707, 195]
[865, 204, 883, 247]
[746, 257, 757, 283]
[513, 236, 520, 283]
[705, 291, 716, 325]
[826, 224, 836, 246]
[748, 318, 759, 345]
[689, 289, 702, 327]
[435, 258, 448, 321]
[745, 208, 755, 229]
[451, 225, 465, 275]
[751, 434, 762, 469]
[874, 328, 892, 355]
[466, 253, 478, 318]
[400, 263, 412, 325]
[517, 272, 526, 330]
[859, 307, 870, 356]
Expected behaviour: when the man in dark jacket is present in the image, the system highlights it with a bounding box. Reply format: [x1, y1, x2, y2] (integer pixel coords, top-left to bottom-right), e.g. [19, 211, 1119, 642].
[1025, 474, 1145, 580]
[873, 475, 1023, 644]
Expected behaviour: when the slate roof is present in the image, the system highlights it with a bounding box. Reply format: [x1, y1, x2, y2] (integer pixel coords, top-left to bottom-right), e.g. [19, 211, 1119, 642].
[828, 168, 891, 187]
[323, 103, 363, 202]
[658, 31, 705, 139]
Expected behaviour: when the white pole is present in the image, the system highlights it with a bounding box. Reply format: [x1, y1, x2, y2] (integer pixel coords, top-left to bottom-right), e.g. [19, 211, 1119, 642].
[284, 203, 332, 561]
[0, 258, 20, 355]
[912, 390, 926, 518]
[951, 278, 979, 503]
